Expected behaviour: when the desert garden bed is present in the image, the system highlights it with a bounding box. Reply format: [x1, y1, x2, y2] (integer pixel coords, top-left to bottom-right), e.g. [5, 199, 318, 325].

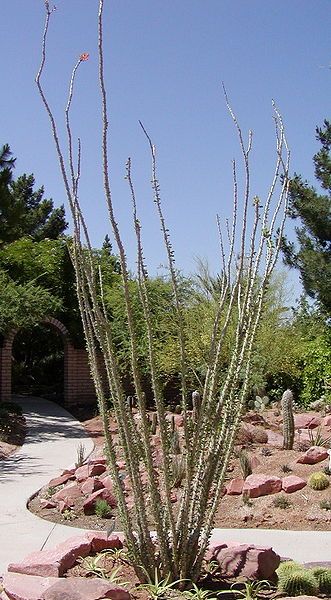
[28, 407, 331, 533]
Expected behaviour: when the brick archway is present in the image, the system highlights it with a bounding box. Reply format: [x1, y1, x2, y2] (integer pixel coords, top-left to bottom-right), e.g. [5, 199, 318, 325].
[0, 318, 97, 405]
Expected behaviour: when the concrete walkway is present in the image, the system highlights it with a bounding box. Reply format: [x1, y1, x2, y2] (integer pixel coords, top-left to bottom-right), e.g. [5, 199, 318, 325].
[1, 397, 330, 576]
[0, 396, 94, 574]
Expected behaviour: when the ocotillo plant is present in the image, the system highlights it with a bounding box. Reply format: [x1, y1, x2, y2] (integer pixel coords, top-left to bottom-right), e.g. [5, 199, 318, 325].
[36, 0, 290, 583]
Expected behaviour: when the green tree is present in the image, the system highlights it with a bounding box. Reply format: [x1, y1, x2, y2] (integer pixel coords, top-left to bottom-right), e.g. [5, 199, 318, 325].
[282, 120, 331, 314]
[0, 145, 67, 245]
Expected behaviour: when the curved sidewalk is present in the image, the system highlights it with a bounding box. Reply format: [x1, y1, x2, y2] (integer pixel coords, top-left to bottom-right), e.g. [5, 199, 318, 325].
[1, 397, 330, 576]
[0, 396, 94, 574]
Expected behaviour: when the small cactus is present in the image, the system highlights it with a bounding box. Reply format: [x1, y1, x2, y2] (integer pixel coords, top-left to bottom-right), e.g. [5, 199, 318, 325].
[312, 567, 331, 595]
[192, 390, 201, 421]
[278, 568, 319, 597]
[282, 389, 294, 450]
[238, 450, 252, 479]
[150, 412, 157, 435]
[170, 415, 175, 434]
[308, 471, 330, 490]
[254, 395, 270, 411]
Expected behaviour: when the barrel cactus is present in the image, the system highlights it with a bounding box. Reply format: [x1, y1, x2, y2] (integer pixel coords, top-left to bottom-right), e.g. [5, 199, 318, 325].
[277, 560, 304, 579]
[282, 389, 294, 450]
[278, 568, 319, 597]
[312, 567, 331, 595]
[308, 471, 330, 490]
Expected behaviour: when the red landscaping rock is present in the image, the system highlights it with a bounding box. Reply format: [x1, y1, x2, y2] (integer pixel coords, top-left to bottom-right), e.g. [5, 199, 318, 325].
[3, 573, 58, 600]
[249, 455, 261, 469]
[83, 488, 117, 513]
[48, 472, 74, 487]
[242, 474, 282, 498]
[40, 499, 56, 509]
[281, 597, 320, 600]
[236, 423, 268, 445]
[116, 460, 126, 470]
[8, 535, 91, 577]
[88, 456, 107, 465]
[81, 477, 105, 495]
[323, 415, 331, 427]
[282, 475, 307, 493]
[209, 542, 280, 579]
[84, 533, 122, 553]
[226, 478, 244, 495]
[294, 414, 321, 430]
[170, 492, 178, 503]
[75, 463, 106, 481]
[52, 483, 82, 504]
[266, 430, 284, 448]
[58, 500, 72, 513]
[101, 476, 114, 492]
[297, 446, 329, 464]
[242, 412, 267, 426]
[43, 577, 131, 600]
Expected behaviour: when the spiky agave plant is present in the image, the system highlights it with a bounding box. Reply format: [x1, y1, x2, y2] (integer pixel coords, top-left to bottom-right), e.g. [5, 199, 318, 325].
[36, 0, 290, 583]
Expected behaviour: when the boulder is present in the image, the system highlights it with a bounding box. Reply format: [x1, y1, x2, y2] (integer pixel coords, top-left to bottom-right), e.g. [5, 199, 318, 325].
[209, 541, 280, 579]
[242, 474, 282, 498]
[52, 483, 82, 504]
[87, 456, 107, 465]
[225, 478, 244, 495]
[3, 573, 58, 600]
[323, 415, 331, 427]
[81, 477, 105, 495]
[236, 423, 268, 445]
[84, 533, 122, 553]
[75, 463, 106, 482]
[242, 412, 267, 426]
[266, 430, 284, 448]
[294, 414, 321, 430]
[58, 500, 72, 513]
[42, 578, 130, 600]
[297, 446, 329, 464]
[8, 535, 91, 577]
[282, 476, 307, 493]
[2, 573, 130, 600]
[40, 499, 56, 509]
[281, 597, 320, 600]
[83, 488, 117, 513]
[48, 472, 74, 487]
[101, 476, 114, 492]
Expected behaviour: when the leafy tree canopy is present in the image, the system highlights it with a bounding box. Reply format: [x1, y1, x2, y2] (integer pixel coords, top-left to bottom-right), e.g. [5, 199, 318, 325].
[282, 120, 331, 314]
[0, 144, 67, 245]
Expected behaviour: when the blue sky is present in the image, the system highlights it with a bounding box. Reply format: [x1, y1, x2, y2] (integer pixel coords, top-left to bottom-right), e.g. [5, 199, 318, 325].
[2, 1, 330, 294]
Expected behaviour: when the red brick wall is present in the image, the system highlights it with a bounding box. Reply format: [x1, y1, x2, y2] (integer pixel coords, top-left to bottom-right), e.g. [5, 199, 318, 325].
[0, 318, 101, 406]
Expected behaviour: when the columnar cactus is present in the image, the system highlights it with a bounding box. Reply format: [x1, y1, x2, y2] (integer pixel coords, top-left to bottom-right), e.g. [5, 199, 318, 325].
[151, 412, 157, 435]
[192, 390, 201, 421]
[282, 389, 294, 450]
